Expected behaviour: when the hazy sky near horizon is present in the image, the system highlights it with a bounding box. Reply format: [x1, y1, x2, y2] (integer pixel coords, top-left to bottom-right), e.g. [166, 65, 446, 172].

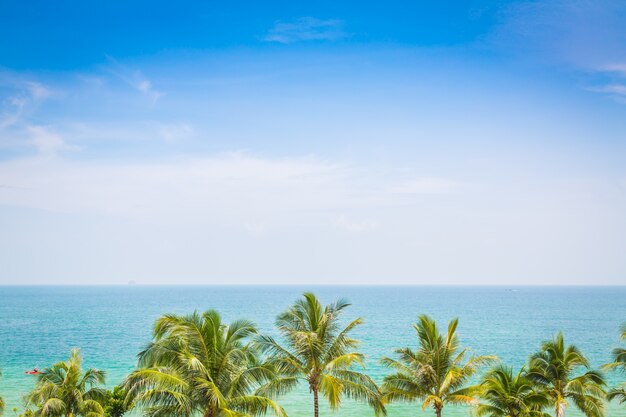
[1, 0, 626, 285]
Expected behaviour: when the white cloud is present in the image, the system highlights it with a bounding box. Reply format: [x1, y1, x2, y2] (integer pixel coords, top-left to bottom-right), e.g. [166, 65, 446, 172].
[26, 125, 77, 156]
[53, 120, 195, 145]
[24, 82, 52, 101]
[106, 56, 163, 104]
[489, 1, 626, 101]
[587, 84, 626, 97]
[155, 122, 194, 142]
[0, 153, 349, 217]
[587, 64, 626, 101]
[332, 215, 378, 233]
[492, 1, 626, 67]
[1, 151, 625, 285]
[390, 177, 458, 194]
[0, 79, 69, 155]
[0, 97, 25, 129]
[0, 152, 463, 222]
[0, 79, 52, 129]
[597, 63, 626, 76]
[243, 221, 267, 235]
[264, 17, 346, 44]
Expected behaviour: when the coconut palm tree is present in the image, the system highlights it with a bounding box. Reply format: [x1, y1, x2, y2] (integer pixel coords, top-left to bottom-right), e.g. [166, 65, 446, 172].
[527, 332, 606, 417]
[476, 365, 550, 417]
[25, 348, 106, 417]
[123, 310, 286, 417]
[103, 387, 131, 417]
[381, 315, 495, 417]
[255, 292, 385, 417]
[604, 323, 626, 405]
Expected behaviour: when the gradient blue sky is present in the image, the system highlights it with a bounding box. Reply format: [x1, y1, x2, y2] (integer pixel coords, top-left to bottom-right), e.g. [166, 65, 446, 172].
[1, 0, 625, 284]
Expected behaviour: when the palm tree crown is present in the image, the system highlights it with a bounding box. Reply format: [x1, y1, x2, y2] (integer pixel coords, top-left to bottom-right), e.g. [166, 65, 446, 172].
[476, 365, 550, 417]
[25, 348, 106, 417]
[123, 310, 286, 417]
[256, 292, 385, 417]
[527, 332, 606, 417]
[381, 315, 495, 417]
[103, 386, 131, 417]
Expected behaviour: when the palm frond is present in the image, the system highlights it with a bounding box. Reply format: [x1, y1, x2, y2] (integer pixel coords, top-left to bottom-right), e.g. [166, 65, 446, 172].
[529, 333, 606, 417]
[124, 310, 284, 417]
[382, 315, 491, 416]
[258, 292, 384, 416]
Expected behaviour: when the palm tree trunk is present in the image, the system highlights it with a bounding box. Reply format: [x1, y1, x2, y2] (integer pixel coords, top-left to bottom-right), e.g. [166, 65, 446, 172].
[556, 403, 564, 417]
[435, 405, 442, 417]
[313, 388, 319, 417]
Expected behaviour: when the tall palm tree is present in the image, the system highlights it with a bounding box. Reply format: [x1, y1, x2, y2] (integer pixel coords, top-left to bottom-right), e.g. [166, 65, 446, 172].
[255, 292, 385, 417]
[527, 332, 606, 417]
[604, 323, 626, 405]
[476, 365, 550, 417]
[381, 315, 494, 417]
[123, 310, 286, 417]
[25, 348, 106, 417]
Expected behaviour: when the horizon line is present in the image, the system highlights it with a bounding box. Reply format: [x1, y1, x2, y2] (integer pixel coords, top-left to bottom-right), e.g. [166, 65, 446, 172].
[1, 283, 625, 287]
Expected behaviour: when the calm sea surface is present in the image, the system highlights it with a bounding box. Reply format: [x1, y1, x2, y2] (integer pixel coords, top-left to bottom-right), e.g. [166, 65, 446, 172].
[0, 286, 624, 416]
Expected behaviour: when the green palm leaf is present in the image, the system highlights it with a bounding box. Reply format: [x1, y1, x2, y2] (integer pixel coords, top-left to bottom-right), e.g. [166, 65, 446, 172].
[528, 332, 606, 417]
[25, 349, 106, 417]
[476, 365, 551, 417]
[256, 292, 385, 417]
[381, 315, 494, 417]
[604, 323, 626, 408]
[124, 310, 284, 417]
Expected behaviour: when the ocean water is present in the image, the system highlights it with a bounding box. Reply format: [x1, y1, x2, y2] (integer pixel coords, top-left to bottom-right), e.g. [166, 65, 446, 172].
[0, 286, 624, 417]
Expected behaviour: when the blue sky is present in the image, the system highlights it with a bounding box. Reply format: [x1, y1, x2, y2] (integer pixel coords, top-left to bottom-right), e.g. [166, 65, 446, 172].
[1, 0, 626, 284]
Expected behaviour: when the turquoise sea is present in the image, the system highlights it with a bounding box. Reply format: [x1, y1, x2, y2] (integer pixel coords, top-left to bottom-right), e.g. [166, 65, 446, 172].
[0, 286, 624, 417]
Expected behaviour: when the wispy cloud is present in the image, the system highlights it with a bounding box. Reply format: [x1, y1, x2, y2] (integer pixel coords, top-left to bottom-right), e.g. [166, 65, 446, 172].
[243, 221, 267, 235]
[0, 151, 464, 219]
[26, 125, 77, 156]
[0, 79, 52, 129]
[106, 56, 163, 104]
[390, 178, 458, 194]
[586, 83, 626, 101]
[586, 63, 626, 101]
[264, 17, 346, 44]
[0, 96, 26, 129]
[0, 78, 73, 155]
[0, 152, 347, 216]
[24, 81, 52, 101]
[332, 215, 378, 233]
[598, 64, 626, 76]
[492, 1, 626, 66]
[155, 122, 194, 142]
[489, 0, 626, 101]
